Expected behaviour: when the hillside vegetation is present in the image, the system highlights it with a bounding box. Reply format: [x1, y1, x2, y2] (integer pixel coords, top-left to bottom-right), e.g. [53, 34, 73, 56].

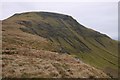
[2, 12, 118, 78]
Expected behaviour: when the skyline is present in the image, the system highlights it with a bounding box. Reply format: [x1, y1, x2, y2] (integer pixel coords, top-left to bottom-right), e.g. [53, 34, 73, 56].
[0, 2, 118, 40]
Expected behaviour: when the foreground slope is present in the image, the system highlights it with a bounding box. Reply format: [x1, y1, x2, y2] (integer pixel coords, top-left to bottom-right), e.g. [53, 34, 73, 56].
[2, 48, 109, 78]
[2, 12, 118, 78]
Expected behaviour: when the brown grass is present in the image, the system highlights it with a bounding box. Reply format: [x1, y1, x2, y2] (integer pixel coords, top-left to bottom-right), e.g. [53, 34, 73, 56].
[2, 48, 109, 78]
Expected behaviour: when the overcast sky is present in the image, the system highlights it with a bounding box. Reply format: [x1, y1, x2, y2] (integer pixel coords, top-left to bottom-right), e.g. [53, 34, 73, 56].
[0, 1, 118, 40]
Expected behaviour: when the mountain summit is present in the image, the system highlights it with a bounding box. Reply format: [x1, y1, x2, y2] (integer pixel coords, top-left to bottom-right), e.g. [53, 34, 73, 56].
[2, 12, 118, 78]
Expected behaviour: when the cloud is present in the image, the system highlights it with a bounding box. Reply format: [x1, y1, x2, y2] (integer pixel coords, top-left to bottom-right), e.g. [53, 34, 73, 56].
[0, 0, 119, 2]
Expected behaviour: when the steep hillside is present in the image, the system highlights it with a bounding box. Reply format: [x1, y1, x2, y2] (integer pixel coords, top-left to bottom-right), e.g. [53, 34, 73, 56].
[2, 12, 118, 78]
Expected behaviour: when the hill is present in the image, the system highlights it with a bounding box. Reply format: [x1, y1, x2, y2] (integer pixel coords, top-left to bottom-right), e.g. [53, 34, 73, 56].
[2, 12, 118, 78]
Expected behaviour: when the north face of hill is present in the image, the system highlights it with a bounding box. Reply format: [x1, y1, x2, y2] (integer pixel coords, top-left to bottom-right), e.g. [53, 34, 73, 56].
[2, 12, 118, 78]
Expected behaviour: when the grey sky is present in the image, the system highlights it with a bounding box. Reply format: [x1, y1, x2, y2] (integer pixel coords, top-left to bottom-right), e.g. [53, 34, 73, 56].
[0, 2, 118, 40]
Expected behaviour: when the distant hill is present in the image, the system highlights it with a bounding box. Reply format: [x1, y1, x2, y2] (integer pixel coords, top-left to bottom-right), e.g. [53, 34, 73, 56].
[2, 12, 118, 78]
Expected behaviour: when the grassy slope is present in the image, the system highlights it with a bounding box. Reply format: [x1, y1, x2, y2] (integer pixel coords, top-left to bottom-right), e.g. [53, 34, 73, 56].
[2, 12, 118, 77]
[2, 48, 109, 78]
